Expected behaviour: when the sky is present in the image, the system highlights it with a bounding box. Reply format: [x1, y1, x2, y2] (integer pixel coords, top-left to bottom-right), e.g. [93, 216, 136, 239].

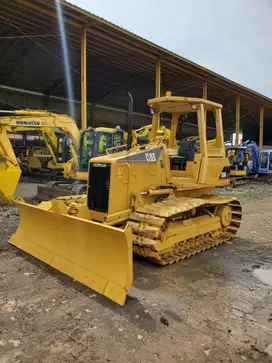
[69, 0, 272, 98]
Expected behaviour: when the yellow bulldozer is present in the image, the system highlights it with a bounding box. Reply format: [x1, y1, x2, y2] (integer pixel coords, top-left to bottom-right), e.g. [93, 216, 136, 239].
[37, 124, 171, 199]
[0, 109, 79, 204]
[10, 94, 242, 305]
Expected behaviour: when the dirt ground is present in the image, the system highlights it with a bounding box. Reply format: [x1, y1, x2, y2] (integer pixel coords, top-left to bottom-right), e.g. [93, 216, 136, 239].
[0, 183, 272, 363]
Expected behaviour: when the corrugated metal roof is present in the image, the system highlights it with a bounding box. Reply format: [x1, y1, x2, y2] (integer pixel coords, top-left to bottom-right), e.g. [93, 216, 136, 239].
[0, 0, 271, 132]
[60, 0, 272, 104]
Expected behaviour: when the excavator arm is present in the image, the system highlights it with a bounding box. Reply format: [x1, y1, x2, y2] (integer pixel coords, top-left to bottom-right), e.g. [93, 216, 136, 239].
[2, 110, 79, 148]
[0, 126, 21, 204]
[0, 110, 80, 204]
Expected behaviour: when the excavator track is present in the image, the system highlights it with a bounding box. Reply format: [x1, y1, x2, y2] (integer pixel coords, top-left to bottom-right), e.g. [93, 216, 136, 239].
[129, 196, 242, 265]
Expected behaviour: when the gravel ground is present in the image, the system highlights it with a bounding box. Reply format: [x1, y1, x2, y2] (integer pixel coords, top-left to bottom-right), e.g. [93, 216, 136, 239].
[0, 182, 272, 363]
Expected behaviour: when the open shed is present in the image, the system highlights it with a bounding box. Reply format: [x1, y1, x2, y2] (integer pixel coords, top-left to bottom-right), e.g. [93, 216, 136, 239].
[0, 0, 271, 144]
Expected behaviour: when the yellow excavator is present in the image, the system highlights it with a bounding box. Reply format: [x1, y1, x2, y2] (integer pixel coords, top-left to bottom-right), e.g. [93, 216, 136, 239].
[9, 131, 49, 174]
[0, 110, 79, 204]
[37, 126, 127, 199]
[10, 93, 242, 305]
[131, 124, 170, 148]
[10, 129, 72, 177]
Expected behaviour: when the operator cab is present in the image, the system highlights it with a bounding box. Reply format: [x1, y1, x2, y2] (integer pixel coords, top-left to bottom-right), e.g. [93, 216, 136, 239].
[259, 150, 272, 174]
[170, 136, 199, 171]
[226, 146, 248, 170]
[54, 131, 70, 163]
[79, 127, 125, 172]
[148, 93, 229, 186]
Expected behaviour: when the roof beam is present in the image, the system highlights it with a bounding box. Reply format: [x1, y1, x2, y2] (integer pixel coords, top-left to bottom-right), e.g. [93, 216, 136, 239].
[15, 0, 158, 61]
[15, 0, 83, 29]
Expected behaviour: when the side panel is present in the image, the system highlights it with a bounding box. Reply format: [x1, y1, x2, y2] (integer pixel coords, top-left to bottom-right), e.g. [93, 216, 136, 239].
[10, 202, 133, 305]
[198, 157, 230, 186]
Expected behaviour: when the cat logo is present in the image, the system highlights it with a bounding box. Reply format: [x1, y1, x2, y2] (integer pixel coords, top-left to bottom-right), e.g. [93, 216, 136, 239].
[145, 152, 156, 162]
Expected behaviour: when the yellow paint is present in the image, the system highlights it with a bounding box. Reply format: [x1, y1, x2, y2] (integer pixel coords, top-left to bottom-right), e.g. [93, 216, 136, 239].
[81, 28, 87, 131]
[168, 113, 179, 149]
[10, 95, 241, 306]
[10, 201, 133, 306]
[65, 124, 171, 180]
[259, 105, 264, 151]
[202, 80, 208, 99]
[0, 111, 80, 203]
[156, 59, 161, 98]
[235, 95, 240, 146]
[155, 59, 161, 129]
[230, 170, 246, 177]
[132, 124, 170, 148]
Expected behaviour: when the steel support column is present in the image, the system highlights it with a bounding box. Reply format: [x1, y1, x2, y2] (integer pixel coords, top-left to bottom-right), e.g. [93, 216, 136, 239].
[259, 105, 264, 151]
[202, 80, 208, 99]
[155, 59, 161, 130]
[235, 94, 240, 146]
[155, 59, 161, 98]
[202, 80, 208, 122]
[81, 28, 87, 130]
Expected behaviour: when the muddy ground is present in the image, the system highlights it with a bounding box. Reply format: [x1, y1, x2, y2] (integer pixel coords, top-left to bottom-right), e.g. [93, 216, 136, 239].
[0, 183, 272, 363]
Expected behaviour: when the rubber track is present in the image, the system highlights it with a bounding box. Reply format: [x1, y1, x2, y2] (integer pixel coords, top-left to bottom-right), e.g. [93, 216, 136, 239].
[133, 200, 242, 265]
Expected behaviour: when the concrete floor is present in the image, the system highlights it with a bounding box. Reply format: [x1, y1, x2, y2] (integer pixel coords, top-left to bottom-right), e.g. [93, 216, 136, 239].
[0, 183, 272, 362]
[14, 181, 43, 200]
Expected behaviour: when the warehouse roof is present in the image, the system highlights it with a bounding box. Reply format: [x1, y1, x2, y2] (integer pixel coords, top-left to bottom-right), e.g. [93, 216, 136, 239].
[0, 0, 271, 130]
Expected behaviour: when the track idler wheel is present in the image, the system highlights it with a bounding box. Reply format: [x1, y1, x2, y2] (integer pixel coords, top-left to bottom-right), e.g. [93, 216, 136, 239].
[215, 205, 232, 227]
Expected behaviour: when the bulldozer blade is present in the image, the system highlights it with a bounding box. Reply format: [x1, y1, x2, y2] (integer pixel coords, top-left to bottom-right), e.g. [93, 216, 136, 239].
[9, 201, 133, 305]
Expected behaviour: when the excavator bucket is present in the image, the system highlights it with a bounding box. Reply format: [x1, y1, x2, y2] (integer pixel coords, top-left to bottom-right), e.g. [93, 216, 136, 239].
[9, 201, 133, 305]
[0, 167, 21, 204]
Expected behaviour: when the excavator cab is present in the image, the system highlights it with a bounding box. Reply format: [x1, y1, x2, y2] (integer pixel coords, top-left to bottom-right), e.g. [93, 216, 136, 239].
[226, 140, 259, 186]
[132, 124, 170, 148]
[53, 132, 71, 163]
[259, 149, 272, 176]
[226, 146, 248, 176]
[79, 127, 125, 172]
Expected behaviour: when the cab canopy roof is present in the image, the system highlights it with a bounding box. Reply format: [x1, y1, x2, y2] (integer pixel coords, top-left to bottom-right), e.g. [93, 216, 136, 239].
[148, 96, 223, 114]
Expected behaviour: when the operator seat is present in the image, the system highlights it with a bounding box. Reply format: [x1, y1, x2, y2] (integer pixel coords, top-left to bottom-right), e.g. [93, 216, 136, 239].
[170, 137, 199, 171]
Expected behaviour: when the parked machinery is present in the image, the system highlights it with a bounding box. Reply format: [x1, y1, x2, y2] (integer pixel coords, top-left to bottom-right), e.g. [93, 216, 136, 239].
[10, 93, 242, 305]
[37, 126, 127, 199]
[10, 130, 72, 177]
[37, 124, 171, 200]
[132, 124, 170, 147]
[0, 109, 79, 204]
[258, 149, 272, 182]
[226, 140, 259, 186]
